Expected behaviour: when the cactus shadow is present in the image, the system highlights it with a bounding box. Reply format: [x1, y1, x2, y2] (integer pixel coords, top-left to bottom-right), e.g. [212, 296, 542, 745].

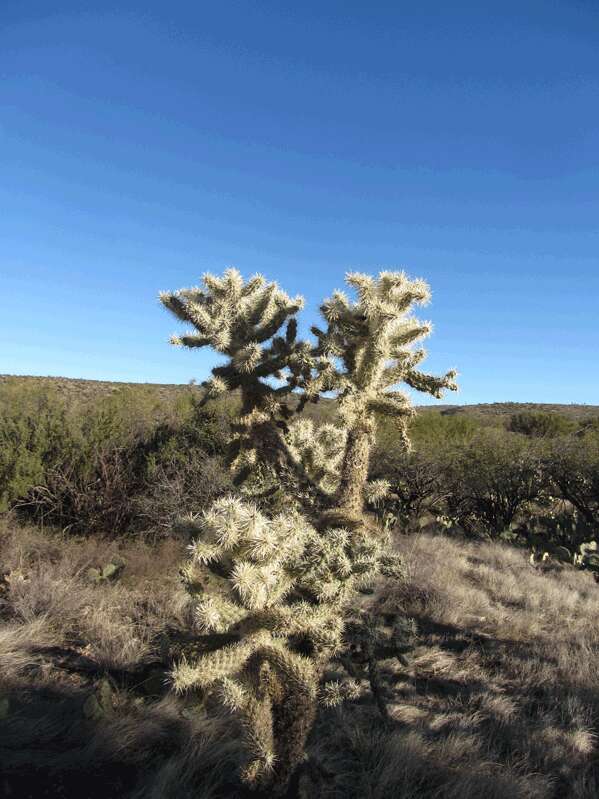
[0, 674, 245, 799]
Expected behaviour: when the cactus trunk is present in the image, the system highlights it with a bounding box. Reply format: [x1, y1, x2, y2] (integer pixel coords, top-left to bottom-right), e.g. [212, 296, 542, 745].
[336, 423, 372, 517]
[162, 269, 457, 793]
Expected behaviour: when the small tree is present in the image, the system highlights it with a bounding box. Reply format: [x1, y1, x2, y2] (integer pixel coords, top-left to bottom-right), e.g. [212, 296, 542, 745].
[545, 436, 599, 527]
[443, 432, 547, 537]
[160, 269, 456, 793]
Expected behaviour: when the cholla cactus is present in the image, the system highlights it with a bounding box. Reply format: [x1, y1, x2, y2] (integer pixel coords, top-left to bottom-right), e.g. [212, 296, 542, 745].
[161, 268, 456, 791]
[285, 419, 346, 496]
[160, 269, 318, 484]
[309, 271, 457, 516]
[161, 269, 456, 516]
[171, 496, 388, 791]
[285, 419, 391, 509]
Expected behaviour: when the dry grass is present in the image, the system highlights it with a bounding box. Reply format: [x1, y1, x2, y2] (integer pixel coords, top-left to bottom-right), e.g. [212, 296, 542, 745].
[1, 520, 598, 797]
[312, 533, 599, 798]
[0, 520, 188, 671]
[0, 520, 249, 798]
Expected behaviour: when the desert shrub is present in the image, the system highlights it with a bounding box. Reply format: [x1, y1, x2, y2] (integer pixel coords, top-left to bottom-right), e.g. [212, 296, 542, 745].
[369, 448, 448, 532]
[409, 411, 482, 448]
[543, 436, 599, 527]
[12, 392, 151, 532]
[1, 383, 232, 534]
[522, 505, 596, 552]
[576, 416, 599, 436]
[0, 384, 74, 512]
[377, 411, 480, 455]
[134, 451, 233, 537]
[442, 432, 547, 537]
[371, 413, 481, 534]
[132, 399, 233, 535]
[143, 397, 232, 465]
[508, 411, 574, 438]
[0, 384, 143, 526]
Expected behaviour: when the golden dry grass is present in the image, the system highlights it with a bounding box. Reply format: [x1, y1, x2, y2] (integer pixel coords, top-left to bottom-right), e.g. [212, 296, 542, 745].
[313, 533, 599, 798]
[1, 521, 598, 797]
[0, 521, 188, 673]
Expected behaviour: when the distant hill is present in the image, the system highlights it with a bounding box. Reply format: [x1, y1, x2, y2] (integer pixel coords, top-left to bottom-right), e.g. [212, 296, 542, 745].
[0, 374, 193, 405]
[430, 401, 599, 421]
[2, 374, 598, 421]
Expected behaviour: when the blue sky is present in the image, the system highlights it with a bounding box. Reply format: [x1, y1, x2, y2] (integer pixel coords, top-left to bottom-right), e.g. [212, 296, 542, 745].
[2, 1, 598, 404]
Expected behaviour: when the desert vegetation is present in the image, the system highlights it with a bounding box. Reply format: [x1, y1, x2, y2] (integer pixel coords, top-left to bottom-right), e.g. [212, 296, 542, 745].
[1, 270, 599, 798]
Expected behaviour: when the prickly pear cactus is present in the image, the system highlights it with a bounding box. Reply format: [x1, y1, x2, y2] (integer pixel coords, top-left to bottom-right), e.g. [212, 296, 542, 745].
[576, 541, 599, 579]
[87, 559, 125, 583]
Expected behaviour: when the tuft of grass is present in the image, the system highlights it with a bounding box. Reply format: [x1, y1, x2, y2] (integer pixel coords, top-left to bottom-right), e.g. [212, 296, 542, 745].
[1, 520, 598, 797]
[0, 520, 189, 671]
[310, 533, 599, 798]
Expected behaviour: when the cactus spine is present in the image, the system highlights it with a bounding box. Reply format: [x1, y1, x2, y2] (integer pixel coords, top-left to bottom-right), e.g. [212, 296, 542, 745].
[161, 268, 457, 792]
[310, 271, 457, 517]
[172, 496, 385, 790]
[160, 269, 318, 488]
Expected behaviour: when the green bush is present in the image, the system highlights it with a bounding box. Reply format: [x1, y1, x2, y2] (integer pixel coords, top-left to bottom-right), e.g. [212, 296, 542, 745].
[3, 374, 598, 552]
[0, 381, 233, 534]
[437, 432, 548, 537]
[508, 411, 574, 438]
[376, 411, 480, 455]
[0, 383, 73, 512]
[544, 436, 599, 527]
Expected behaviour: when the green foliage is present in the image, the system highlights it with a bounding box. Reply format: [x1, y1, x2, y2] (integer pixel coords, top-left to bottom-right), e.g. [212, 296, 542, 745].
[442, 432, 547, 537]
[371, 430, 550, 539]
[409, 412, 481, 449]
[577, 416, 599, 436]
[544, 437, 599, 527]
[508, 411, 574, 438]
[0, 380, 232, 533]
[0, 383, 71, 512]
[87, 558, 125, 583]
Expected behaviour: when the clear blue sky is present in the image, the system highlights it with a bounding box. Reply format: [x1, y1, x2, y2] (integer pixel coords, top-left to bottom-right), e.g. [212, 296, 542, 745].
[2, 1, 598, 404]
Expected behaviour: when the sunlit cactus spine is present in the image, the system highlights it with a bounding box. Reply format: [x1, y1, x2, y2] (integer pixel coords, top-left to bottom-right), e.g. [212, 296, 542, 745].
[161, 267, 457, 792]
[310, 271, 457, 517]
[159, 269, 319, 486]
[285, 419, 346, 498]
[171, 495, 387, 791]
